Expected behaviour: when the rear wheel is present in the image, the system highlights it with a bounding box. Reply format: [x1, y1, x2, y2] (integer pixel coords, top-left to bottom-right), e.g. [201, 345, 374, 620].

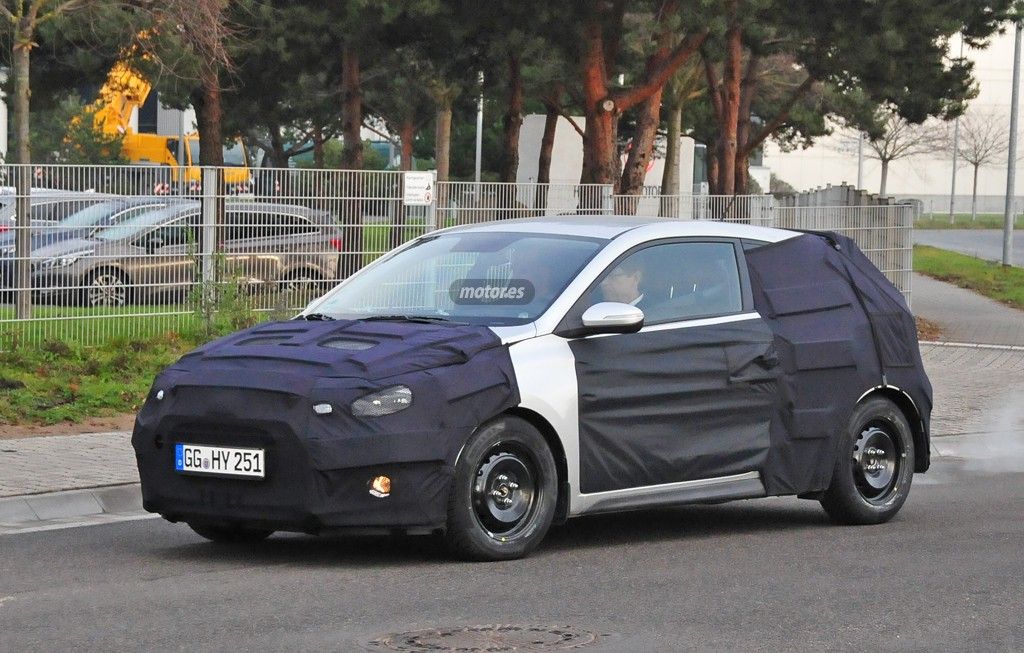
[187, 522, 274, 544]
[444, 416, 558, 561]
[820, 397, 915, 525]
[85, 269, 130, 307]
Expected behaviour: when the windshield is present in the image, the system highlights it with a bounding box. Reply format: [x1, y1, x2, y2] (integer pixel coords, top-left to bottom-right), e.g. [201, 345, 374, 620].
[94, 206, 193, 242]
[313, 232, 605, 325]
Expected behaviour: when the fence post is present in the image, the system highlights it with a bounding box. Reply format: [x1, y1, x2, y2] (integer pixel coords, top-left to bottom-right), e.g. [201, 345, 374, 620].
[427, 171, 438, 233]
[201, 167, 217, 301]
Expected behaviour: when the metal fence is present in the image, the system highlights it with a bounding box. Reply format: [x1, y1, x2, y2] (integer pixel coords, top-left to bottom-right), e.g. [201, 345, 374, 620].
[0, 165, 913, 347]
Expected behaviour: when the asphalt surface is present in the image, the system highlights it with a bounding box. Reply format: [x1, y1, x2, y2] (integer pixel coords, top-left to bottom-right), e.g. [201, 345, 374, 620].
[1, 458, 1022, 652]
[914, 229, 1020, 265]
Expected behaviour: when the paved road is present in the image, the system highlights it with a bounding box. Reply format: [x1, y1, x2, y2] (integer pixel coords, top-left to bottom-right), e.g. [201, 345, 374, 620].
[1, 458, 1021, 652]
[915, 229, 1020, 265]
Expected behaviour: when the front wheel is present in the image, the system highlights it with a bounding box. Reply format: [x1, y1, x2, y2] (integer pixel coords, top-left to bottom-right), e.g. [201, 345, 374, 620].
[444, 416, 558, 561]
[820, 397, 915, 525]
[187, 522, 274, 544]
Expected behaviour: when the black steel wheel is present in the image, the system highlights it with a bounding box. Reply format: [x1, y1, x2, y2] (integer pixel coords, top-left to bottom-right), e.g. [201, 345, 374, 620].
[187, 522, 274, 544]
[820, 397, 915, 525]
[445, 416, 558, 561]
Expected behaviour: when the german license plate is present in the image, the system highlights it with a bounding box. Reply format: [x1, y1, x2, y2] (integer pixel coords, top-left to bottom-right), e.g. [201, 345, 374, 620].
[175, 443, 265, 479]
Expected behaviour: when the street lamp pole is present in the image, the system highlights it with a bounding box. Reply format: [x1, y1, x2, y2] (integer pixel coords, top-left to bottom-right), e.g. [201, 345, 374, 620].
[1003, 21, 1021, 267]
[949, 36, 964, 224]
[474, 71, 484, 186]
[857, 132, 864, 189]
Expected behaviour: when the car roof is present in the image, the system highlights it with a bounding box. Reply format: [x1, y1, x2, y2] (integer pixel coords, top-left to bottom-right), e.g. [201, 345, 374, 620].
[437, 215, 798, 243]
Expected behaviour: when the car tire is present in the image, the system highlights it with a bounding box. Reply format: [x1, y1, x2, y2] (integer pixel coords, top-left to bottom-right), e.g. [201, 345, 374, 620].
[187, 522, 274, 544]
[444, 416, 558, 561]
[279, 269, 322, 295]
[820, 397, 915, 525]
[84, 268, 131, 308]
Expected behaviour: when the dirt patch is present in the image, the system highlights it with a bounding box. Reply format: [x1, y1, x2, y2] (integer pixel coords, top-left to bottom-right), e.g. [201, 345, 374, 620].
[916, 316, 944, 341]
[0, 413, 137, 440]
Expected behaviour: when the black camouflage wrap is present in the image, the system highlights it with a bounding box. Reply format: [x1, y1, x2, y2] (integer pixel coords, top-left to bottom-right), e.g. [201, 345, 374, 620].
[132, 320, 519, 532]
[744, 233, 932, 495]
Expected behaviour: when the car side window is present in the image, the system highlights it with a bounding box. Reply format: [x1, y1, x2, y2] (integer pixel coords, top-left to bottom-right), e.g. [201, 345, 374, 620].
[592, 241, 744, 324]
[139, 219, 195, 248]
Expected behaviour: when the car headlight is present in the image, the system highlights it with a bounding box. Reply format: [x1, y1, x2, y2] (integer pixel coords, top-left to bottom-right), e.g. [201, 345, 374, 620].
[351, 385, 412, 417]
[36, 250, 92, 270]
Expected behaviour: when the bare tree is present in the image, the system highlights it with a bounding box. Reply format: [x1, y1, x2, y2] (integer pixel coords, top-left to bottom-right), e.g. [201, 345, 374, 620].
[859, 113, 944, 196]
[953, 109, 1010, 220]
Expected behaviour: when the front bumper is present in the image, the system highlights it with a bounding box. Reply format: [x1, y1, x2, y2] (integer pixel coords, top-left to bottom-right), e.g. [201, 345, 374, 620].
[133, 385, 457, 534]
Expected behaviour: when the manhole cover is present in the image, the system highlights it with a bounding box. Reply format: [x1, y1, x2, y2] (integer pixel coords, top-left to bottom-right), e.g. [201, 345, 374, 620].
[368, 624, 601, 652]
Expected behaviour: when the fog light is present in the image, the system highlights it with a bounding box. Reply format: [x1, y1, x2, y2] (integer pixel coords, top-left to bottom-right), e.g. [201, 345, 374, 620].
[369, 475, 391, 498]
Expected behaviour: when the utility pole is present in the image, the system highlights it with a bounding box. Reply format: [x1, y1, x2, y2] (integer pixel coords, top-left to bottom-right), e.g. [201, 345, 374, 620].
[474, 71, 484, 186]
[856, 132, 864, 189]
[950, 37, 964, 224]
[1004, 21, 1021, 267]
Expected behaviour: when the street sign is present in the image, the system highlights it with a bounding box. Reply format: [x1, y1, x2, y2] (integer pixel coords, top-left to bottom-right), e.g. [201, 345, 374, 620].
[403, 171, 434, 206]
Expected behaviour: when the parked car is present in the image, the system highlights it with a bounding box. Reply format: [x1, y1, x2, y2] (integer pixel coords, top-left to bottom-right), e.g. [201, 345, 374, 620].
[0, 190, 119, 227]
[24, 202, 343, 306]
[0, 196, 182, 255]
[132, 217, 932, 560]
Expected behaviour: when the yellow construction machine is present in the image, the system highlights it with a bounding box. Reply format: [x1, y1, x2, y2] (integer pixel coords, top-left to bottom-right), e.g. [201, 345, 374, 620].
[91, 62, 251, 191]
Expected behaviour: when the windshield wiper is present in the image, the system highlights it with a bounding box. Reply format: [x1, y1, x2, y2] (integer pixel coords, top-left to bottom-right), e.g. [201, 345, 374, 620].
[361, 314, 461, 325]
[297, 313, 336, 321]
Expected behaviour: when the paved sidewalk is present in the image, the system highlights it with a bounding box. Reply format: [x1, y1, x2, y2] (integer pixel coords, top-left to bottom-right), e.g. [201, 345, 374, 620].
[0, 432, 136, 498]
[913, 273, 1024, 347]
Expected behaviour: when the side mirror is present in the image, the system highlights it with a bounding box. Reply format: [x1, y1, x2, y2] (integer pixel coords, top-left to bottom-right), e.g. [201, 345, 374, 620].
[568, 302, 644, 337]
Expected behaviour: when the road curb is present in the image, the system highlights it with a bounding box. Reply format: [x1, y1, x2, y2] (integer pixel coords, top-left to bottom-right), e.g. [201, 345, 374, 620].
[0, 483, 151, 534]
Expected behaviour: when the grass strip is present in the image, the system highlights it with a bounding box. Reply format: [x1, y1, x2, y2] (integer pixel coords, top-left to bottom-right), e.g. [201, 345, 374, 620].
[914, 245, 1024, 310]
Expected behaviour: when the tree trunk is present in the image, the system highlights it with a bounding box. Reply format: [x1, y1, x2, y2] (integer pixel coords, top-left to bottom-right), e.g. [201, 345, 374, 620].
[579, 17, 618, 194]
[535, 105, 559, 213]
[196, 73, 224, 166]
[12, 35, 32, 320]
[971, 164, 979, 221]
[341, 45, 364, 170]
[880, 160, 889, 197]
[719, 4, 742, 196]
[619, 87, 663, 202]
[268, 126, 289, 168]
[707, 145, 720, 195]
[313, 125, 325, 168]
[339, 44, 364, 276]
[733, 55, 758, 197]
[660, 103, 682, 217]
[499, 54, 524, 183]
[435, 101, 452, 182]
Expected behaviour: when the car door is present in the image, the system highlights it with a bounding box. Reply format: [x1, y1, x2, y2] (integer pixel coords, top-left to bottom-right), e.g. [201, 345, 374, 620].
[557, 239, 779, 494]
[128, 216, 198, 302]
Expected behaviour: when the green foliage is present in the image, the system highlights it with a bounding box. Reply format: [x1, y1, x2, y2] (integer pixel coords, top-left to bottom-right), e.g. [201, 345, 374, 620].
[0, 333, 195, 425]
[914, 245, 1024, 310]
[30, 93, 127, 164]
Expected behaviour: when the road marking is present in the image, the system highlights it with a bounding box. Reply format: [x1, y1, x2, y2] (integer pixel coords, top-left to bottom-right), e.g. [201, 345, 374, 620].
[920, 340, 1024, 352]
[0, 596, 15, 608]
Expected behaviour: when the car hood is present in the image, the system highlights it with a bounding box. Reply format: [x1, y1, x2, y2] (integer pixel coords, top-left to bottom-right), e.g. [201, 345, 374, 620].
[162, 319, 507, 390]
[30, 237, 101, 258]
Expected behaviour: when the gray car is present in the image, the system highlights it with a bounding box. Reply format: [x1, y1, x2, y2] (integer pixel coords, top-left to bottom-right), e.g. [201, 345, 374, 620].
[29, 202, 344, 307]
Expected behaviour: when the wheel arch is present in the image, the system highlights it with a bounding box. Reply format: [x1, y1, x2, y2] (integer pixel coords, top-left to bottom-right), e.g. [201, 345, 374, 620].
[504, 406, 571, 525]
[858, 386, 929, 473]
